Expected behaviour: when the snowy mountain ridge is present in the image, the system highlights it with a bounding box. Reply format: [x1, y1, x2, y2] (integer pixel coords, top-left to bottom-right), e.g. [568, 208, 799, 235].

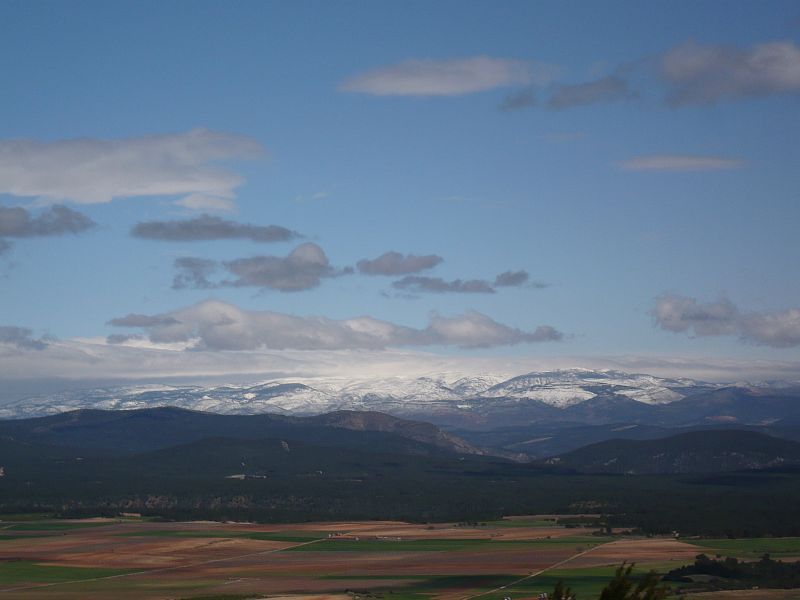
[0, 368, 724, 419]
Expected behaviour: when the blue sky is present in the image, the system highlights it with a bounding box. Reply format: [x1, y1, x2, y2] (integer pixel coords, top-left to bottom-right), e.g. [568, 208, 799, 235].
[1, 0, 799, 389]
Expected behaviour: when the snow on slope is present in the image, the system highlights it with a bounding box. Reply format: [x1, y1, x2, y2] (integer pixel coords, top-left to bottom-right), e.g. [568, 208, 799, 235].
[0, 369, 716, 419]
[483, 369, 687, 407]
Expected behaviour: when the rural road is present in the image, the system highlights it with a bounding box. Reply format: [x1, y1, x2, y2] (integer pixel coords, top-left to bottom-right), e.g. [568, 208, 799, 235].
[0, 531, 332, 595]
[459, 540, 611, 600]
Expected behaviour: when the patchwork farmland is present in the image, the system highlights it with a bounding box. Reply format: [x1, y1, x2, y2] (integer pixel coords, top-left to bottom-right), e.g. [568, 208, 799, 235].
[0, 516, 711, 599]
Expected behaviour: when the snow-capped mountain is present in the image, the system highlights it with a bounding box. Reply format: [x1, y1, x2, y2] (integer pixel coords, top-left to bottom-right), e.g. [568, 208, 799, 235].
[0, 369, 720, 421]
[481, 369, 696, 408]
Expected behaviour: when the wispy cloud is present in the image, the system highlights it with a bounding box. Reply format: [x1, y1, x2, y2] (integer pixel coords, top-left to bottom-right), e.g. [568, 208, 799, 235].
[548, 75, 636, 109]
[653, 293, 800, 348]
[357, 251, 443, 276]
[391, 270, 539, 295]
[174, 194, 236, 213]
[393, 276, 495, 294]
[0, 128, 262, 209]
[109, 299, 563, 350]
[661, 40, 800, 105]
[107, 314, 181, 328]
[617, 155, 746, 171]
[340, 57, 543, 96]
[131, 215, 299, 243]
[499, 86, 538, 110]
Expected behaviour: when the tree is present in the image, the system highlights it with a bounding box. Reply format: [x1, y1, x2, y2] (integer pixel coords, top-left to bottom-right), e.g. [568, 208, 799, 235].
[551, 579, 576, 600]
[598, 562, 669, 600]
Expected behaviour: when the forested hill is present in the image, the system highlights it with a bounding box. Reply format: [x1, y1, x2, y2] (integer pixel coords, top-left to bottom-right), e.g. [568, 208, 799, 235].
[546, 429, 800, 474]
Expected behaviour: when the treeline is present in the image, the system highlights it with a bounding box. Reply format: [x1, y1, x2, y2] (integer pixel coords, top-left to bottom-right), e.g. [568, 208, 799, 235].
[665, 554, 800, 589]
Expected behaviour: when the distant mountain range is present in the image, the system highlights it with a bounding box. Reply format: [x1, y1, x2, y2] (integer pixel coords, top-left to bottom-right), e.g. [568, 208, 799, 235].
[3, 369, 799, 432]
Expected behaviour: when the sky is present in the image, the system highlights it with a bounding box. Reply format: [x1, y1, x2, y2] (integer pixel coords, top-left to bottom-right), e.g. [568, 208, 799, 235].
[1, 0, 799, 397]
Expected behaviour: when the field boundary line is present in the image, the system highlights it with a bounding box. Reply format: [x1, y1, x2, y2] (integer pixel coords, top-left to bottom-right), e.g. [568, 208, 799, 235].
[0, 531, 331, 594]
[459, 539, 613, 600]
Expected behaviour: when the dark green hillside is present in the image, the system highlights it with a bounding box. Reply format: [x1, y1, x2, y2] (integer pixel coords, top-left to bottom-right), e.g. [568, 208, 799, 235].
[547, 430, 800, 474]
[0, 407, 480, 456]
[3, 429, 800, 536]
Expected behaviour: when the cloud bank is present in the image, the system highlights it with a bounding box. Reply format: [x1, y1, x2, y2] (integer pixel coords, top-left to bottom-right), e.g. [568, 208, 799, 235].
[653, 294, 800, 348]
[109, 299, 563, 351]
[340, 57, 536, 96]
[0, 128, 262, 207]
[132, 215, 298, 243]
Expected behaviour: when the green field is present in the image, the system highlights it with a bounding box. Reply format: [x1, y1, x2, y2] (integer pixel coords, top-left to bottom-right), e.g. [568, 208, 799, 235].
[484, 564, 665, 600]
[481, 517, 560, 528]
[689, 537, 800, 558]
[0, 560, 133, 585]
[329, 574, 522, 600]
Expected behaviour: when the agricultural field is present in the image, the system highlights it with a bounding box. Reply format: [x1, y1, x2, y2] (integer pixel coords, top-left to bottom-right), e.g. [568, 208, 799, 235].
[0, 516, 792, 600]
[687, 538, 800, 560]
[0, 517, 697, 600]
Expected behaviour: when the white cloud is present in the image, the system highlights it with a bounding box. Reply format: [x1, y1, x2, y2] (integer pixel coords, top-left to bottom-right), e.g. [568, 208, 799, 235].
[427, 312, 562, 348]
[108, 299, 562, 351]
[0, 128, 262, 206]
[617, 155, 746, 171]
[653, 294, 800, 348]
[661, 40, 800, 105]
[340, 57, 546, 96]
[653, 294, 739, 336]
